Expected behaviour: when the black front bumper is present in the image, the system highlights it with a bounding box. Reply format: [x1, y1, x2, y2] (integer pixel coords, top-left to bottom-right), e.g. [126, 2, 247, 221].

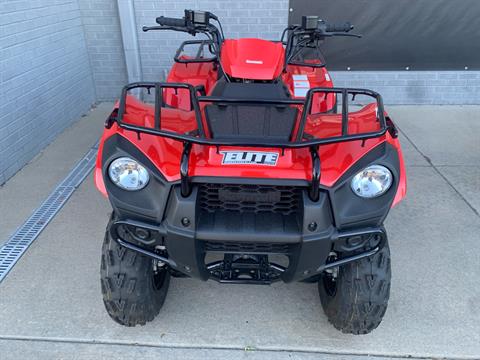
[108, 185, 387, 283]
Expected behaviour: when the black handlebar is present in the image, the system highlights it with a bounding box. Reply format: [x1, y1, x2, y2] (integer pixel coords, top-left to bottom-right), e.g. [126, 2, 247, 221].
[145, 11, 224, 60]
[325, 22, 353, 33]
[156, 16, 185, 27]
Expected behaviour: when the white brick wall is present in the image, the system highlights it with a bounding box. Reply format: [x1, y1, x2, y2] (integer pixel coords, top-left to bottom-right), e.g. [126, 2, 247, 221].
[0, 0, 96, 183]
[78, 0, 128, 100]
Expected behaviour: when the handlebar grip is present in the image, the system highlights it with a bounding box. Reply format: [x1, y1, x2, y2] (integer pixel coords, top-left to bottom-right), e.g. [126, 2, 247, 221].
[156, 16, 185, 27]
[326, 22, 353, 32]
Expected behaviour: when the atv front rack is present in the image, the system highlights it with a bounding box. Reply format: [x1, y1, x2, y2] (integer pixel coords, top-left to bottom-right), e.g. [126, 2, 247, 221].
[116, 82, 387, 148]
[114, 82, 389, 201]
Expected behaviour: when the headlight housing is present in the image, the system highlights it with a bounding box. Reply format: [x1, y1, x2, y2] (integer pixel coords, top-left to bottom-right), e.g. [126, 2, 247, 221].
[108, 157, 149, 191]
[350, 165, 393, 198]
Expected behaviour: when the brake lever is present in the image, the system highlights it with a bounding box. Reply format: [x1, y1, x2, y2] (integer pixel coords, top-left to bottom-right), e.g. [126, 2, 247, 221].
[143, 25, 163, 32]
[142, 25, 197, 36]
[310, 29, 362, 39]
[330, 32, 362, 38]
[143, 25, 183, 32]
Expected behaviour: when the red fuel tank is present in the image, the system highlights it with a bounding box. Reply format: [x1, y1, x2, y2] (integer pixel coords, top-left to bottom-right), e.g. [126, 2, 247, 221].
[220, 38, 285, 80]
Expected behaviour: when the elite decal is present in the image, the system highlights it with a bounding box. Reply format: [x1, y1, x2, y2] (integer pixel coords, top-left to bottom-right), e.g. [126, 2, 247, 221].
[221, 151, 279, 166]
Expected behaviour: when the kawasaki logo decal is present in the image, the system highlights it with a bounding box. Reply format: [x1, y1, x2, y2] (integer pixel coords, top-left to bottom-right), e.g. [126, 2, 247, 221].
[246, 59, 263, 64]
[221, 151, 279, 166]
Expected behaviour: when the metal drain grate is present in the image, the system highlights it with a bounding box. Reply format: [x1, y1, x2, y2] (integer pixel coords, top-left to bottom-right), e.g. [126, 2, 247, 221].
[0, 143, 99, 283]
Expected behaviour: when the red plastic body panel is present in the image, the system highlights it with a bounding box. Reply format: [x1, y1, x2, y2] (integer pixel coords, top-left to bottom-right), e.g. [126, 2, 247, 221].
[220, 39, 285, 80]
[390, 136, 407, 207]
[95, 36, 406, 207]
[94, 100, 406, 207]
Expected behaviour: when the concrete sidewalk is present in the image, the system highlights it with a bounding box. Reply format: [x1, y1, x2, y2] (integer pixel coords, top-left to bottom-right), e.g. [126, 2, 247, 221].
[0, 105, 479, 359]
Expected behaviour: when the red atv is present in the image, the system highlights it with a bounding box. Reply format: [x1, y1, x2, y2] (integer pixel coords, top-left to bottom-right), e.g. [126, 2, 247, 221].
[95, 10, 406, 334]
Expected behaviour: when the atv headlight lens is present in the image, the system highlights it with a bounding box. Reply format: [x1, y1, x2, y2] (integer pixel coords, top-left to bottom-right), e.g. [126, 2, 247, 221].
[350, 165, 392, 198]
[108, 157, 149, 191]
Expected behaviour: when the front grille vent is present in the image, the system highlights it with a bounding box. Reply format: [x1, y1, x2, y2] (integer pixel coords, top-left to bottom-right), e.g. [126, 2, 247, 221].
[204, 241, 293, 254]
[198, 183, 301, 215]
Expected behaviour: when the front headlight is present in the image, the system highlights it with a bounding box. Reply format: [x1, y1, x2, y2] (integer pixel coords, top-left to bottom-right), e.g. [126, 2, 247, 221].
[108, 157, 149, 191]
[350, 165, 392, 198]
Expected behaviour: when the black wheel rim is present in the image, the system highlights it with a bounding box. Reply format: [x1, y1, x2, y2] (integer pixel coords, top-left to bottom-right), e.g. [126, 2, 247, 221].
[322, 253, 339, 297]
[152, 266, 167, 290]
[322, 271, 337, 297]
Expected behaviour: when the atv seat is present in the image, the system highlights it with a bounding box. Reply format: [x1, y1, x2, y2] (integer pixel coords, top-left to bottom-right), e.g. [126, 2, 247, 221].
[210, 81, 290, 100]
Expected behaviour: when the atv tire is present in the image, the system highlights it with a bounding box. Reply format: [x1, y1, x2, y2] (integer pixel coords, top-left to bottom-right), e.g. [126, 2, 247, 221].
[100, 214, 170, 326]
[318, 242, 391, 334]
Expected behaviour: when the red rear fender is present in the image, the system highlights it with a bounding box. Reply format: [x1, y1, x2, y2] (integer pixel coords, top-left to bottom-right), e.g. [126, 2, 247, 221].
[282, 66, 336, 112]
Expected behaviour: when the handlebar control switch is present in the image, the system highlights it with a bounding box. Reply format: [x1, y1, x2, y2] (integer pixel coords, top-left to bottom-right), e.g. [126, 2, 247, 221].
[185, 9, 210, 25]
[302, 15, 319, 30]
